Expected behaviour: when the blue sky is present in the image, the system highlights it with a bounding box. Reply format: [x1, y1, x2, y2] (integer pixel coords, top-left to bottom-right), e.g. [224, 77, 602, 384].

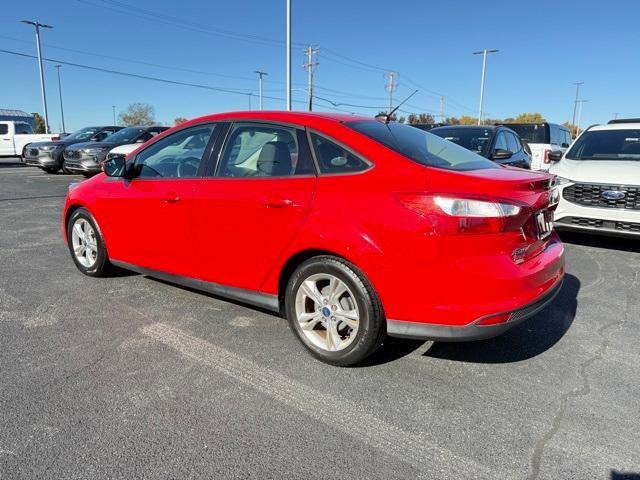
[1, 0, 638, 132]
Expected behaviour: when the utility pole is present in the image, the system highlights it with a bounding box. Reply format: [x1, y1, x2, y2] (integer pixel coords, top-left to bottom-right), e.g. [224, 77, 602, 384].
[576, 100, 588, 137]
[54, 65, 66, 133]
[112, 106, 116, 125]
[285, 0, 292, 111]
[613, 112, 620, 120]
[571, 81, 584, 129]
[439, 96, 445, 122]
[473, 49, 498, 125]
[384, 72, 397, 115]
[254, 70, 268, 110]
[21, 20, 53, 133]
[303, 46, 319, 111]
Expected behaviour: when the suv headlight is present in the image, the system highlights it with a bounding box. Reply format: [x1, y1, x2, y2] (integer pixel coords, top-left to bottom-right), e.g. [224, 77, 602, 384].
[82, 147, 108, 155]
[556, 176, 572, 185]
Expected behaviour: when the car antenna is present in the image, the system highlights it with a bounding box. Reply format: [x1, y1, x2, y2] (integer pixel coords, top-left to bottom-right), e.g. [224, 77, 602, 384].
[375, 90, 419, 124]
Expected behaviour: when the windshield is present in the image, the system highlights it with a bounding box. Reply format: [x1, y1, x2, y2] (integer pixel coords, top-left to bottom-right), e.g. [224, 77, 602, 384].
[430, 127, 492, 156]
[65, 127, 102, 141]
[345, 120, 497, 171]
[501, 124, 548, 144]
[566, 129, 640, 161]
[102, 127, 145, 143]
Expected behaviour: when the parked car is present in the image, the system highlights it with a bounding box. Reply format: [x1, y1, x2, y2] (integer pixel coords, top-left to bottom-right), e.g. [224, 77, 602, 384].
[550, 118, 640, 237]
[63, 111, 564, 366]
[430, 125, 531, 169]
[105, 126, 169, 161]
[23, 126, 122, 174]
[498, 122, 571, 171]
[0, 121, 59, 158]
[63, 126, 167, 177]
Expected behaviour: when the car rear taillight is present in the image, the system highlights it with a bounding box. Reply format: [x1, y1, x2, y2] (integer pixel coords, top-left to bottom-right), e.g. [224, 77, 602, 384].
[51, 135, 60, 141]
[543, 149, 551, 164]
[396, 194, 529, 235]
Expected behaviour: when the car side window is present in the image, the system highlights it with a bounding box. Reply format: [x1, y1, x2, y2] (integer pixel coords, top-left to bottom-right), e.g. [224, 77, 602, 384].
[310, 133, 370, 174]
[217, 123, 314, 177]
[0, 124, 8, 135]
[134, 124, 215, 179]
[15, 123, 33, 134]
[94, 131, 110, 141]
[506, 132, 520, 153]
[494, 132, 508, 151]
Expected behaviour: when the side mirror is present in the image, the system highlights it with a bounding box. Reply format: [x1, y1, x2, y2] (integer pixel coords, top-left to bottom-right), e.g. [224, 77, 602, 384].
[102, 155, 127, 177]
[492, 149, 513, 160]
[548, 151, 563, 162]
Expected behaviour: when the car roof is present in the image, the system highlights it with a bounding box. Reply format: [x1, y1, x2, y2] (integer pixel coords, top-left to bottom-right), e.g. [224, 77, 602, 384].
[589, 123, 640, 131]
[183, 110, 371, 128]
[431, 125, 500, 132]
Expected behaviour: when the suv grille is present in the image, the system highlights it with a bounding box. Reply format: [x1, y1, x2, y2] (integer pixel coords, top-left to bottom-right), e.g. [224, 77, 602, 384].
[556, 217, 640, 234]
[563, 183, 640, 210]
[64, 150, 80, 160]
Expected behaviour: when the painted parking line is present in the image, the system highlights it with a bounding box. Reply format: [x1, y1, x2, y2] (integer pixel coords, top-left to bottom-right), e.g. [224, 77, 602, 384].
[141, 322, 510, 480]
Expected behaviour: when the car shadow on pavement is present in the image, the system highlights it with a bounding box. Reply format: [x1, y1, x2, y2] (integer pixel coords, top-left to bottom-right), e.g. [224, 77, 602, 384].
[421, 273, 580, 364]
[559, 231, 640, 253]
[611, 470, 640, 480]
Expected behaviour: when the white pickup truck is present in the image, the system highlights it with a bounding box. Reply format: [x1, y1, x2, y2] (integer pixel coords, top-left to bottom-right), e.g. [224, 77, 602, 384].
[0, 121, 59, 158]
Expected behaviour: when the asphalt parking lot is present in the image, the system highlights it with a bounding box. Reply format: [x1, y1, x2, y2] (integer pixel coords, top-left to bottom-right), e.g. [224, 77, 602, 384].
[1, 158, 639, 480]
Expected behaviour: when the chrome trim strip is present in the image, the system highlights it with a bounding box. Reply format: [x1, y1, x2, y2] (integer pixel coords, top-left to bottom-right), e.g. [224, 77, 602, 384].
[110, 260, 280, 312]
[387, 278, 563, 341]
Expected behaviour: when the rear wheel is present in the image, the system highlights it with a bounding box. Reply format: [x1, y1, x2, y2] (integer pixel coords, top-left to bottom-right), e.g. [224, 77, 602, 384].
[285, 256, 385, 366]
[66, 208, 111, 276]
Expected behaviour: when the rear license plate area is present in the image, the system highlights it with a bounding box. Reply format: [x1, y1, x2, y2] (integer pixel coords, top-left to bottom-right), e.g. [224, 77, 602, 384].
[536, 210, 553, 239]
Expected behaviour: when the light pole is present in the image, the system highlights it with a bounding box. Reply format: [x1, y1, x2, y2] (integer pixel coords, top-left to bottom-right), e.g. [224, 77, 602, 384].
[21, 20, 53, 133]
[473, 49, 498, 125]
[285, 0, 292, 110]
[576, 100, 588, 137]
[112, 106, 116, 125]
[254, 70, 268, 110]
[571, 82, 584, 129]
[54, 65, 66, 133]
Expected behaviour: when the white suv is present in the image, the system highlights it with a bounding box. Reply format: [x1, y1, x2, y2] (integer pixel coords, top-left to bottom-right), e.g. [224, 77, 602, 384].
[550, 119, 640, 237]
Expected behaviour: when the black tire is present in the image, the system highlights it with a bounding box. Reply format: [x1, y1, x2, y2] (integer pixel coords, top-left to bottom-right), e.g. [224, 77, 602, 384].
[285, 256, 385, 366]
[43, 165, 61, 174]
[66, 208, 112, 277]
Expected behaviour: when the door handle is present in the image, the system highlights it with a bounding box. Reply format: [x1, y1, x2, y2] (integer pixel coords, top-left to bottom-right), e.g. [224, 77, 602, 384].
[262, 195, 297, 208]
[163, 193, 181, 203]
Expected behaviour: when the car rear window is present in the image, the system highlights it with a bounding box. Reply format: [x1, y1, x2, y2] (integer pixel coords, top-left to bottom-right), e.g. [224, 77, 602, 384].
[566, 129, 640, 161]
[345, 120, 497, 171]
[430, 127, 492, 155]
[501, 124, 549, 144]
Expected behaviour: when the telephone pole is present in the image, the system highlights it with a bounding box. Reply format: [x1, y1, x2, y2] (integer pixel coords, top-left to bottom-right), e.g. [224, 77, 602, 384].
[439, 96, 445, 122]
[384, 72, 397, 115]
[571, 81, 584, 129]
[254, 70, 268, 110]
[112, 106, 116, 125]
[21, 20, 53, 133]
[576, 99, 588, 137]
[473, 49, 498, 125]
[54, 65, 66, 133]
[613, 112, 620, 120]
[303, 46, 319, 111]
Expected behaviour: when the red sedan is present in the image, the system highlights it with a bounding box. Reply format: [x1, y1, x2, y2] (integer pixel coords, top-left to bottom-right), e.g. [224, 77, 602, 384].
[63, 111, 565, 366]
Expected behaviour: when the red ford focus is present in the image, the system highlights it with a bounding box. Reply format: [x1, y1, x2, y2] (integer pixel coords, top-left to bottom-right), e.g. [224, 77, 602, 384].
[63, 111, 564, 366]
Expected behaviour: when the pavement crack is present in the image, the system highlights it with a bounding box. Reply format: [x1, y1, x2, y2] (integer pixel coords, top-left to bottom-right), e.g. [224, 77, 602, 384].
[527, 266, 639, 480]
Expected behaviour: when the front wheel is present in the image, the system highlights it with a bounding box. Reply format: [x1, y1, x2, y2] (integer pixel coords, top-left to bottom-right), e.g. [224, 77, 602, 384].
[66, 208, 112, 276]
[285, 256, 385, 366]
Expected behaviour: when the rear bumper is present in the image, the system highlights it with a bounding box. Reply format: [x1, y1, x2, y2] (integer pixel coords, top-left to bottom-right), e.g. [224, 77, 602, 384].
[387, 276, 563, 341]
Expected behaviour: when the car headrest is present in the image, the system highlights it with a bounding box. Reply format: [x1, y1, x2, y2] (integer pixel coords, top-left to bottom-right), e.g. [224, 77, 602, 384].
[256, 141, 292, 176]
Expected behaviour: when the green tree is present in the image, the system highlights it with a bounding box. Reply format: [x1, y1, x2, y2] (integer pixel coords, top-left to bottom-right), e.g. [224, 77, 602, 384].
[31, 112, 47, 133]
[406, 113, 435, 125]
[174, 117, 188, 126]
[513, 112, 545, 123]
[119, 103, 156, 126]
[444, 116, 460, 125]
[458, 115, 478, 125]
[563, 121, 579, 139]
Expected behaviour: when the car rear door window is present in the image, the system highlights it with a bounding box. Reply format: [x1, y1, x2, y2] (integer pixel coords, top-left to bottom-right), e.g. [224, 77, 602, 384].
[134, 124, 216, 178]
[494, 132, 508, 151]
[0, 124, 8, 135]
[217, 123, 314, 177]
[310, 133, 370, 174]
[506, 132, 520, 153]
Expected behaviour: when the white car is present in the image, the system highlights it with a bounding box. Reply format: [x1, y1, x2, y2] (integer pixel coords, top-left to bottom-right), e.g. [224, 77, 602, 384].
[0, 121, 59, 158]
[106, 142, 142, 161]
[550, 119, 640, 237]
[500, 122, 572, 171]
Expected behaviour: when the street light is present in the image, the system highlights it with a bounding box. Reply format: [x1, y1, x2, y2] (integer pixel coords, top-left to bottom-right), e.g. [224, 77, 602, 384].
[576, 100, 589, 137]
[472, 49, 499, 125]
[54, 65, 66, 133]
[285, 0, 292, 111]
[21, 20, 53, 133]
[255, 70, 268, 110]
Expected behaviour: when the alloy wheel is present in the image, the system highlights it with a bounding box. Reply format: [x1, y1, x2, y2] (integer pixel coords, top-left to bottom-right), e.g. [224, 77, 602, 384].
[71, 218, 98, 268]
